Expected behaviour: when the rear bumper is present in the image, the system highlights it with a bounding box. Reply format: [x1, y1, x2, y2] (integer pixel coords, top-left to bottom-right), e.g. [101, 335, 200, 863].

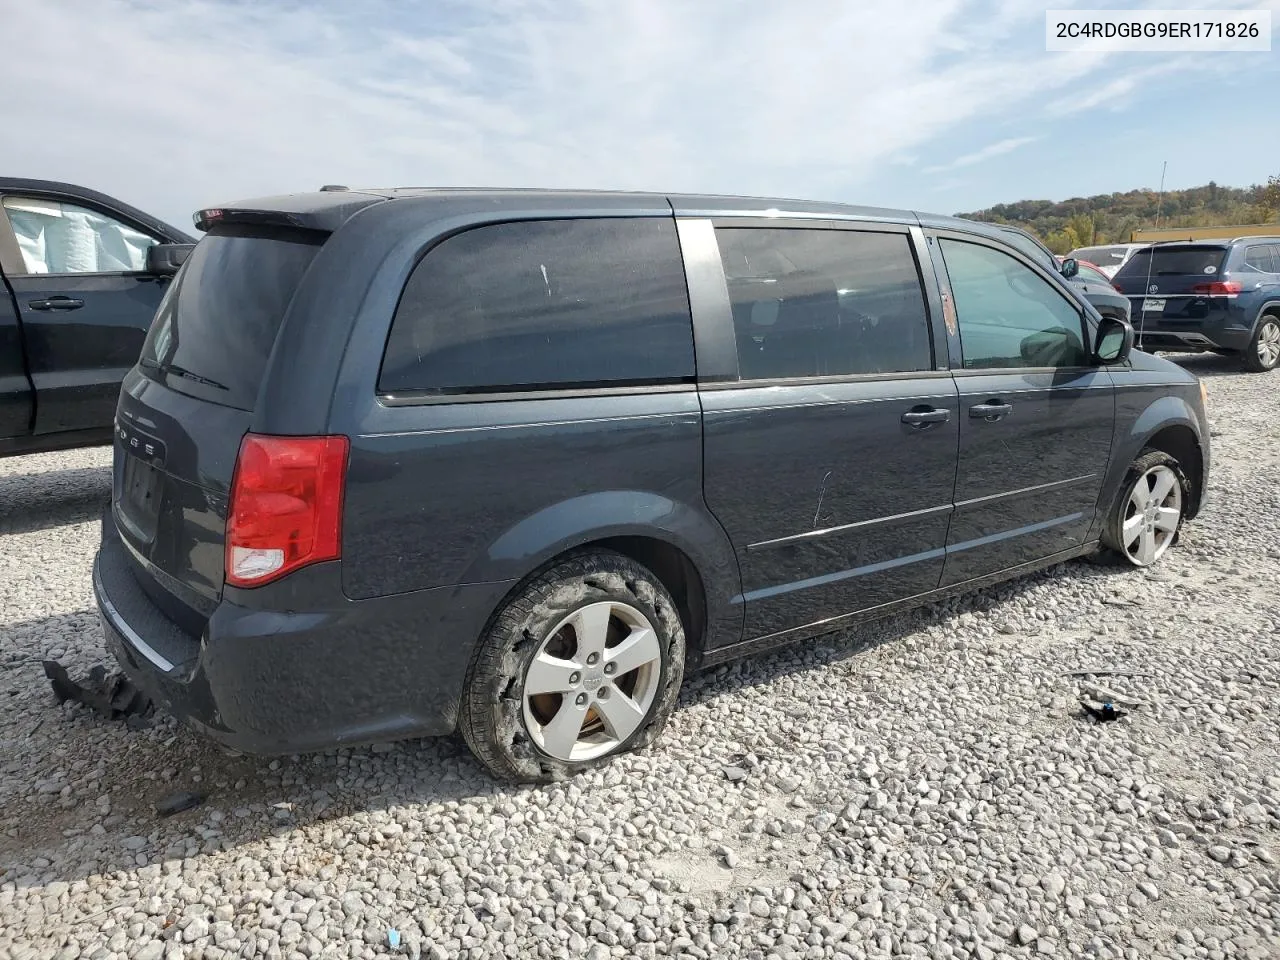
[1126, 298, 1254, 352]
[95, 517, 514, 755]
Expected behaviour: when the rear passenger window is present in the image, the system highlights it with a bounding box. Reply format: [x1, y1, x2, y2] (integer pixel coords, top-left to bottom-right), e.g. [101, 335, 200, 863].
[379, 218, 694, 395]
[1244, 246, 1278, 273]
[940, 238, 1088, 370]
[715, 227, 933, 381]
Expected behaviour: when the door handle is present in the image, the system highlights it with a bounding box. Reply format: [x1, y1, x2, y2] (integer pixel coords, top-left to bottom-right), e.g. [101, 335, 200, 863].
[28, 297, 85, 311]
[969, 401, 1013, 420]
[901, 408, 951, 427]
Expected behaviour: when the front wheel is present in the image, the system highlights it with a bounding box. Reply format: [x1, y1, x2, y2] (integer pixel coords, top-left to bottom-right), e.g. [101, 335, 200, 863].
[1102, 450, 1188, 567]
[1242, 315, 1280, 372]
[459, 550, 686, 782]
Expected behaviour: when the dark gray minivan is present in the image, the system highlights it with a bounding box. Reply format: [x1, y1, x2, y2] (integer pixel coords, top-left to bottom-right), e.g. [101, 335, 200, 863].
[95, 189, 1210, 781]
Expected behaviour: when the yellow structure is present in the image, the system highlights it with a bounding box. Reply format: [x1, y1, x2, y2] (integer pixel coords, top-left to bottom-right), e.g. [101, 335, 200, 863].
[1130, 224, 1280, 242]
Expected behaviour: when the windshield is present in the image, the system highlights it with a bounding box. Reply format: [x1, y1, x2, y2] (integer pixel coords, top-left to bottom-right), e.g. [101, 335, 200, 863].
[139, 226, 324, 410]
[1115, 246, 1228, 279]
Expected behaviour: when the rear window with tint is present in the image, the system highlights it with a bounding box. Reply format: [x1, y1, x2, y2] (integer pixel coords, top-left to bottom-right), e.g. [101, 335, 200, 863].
[1116, 246, 1227, 278]
[379, 218, 694, 396]
[139, 225, 323, 410]
[1244, 245, 1279, 273]
[1070, 246, 1128, 268]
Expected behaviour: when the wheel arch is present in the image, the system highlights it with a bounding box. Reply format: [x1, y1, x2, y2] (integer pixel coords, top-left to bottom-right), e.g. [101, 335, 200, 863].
[1097, 392, 1208, 538]
[1252, 300, 1280, 328]
[459, 490, 744, 661]
[1138, 421, 1205, 519]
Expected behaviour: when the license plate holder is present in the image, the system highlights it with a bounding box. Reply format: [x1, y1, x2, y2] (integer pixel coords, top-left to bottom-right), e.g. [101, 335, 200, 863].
[1142, 298, 1166, 312]
[119, 455, 162, 542]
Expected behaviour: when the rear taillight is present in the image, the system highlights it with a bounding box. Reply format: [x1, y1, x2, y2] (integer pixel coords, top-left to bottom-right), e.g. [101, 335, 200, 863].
[1113, 283, 1125, 293]
[225, 433, 349, 587]
[1190, 281, 1242, 296]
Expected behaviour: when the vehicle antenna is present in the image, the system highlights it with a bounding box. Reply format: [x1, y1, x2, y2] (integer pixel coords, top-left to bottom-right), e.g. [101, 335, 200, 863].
[1138, 160, 1168, 350]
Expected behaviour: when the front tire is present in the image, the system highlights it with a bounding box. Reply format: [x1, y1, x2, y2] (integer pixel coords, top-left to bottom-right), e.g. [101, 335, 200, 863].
[459, 550, 686, 782]
[1101, 450, 1188, 567]
[1242, 315, 1280, 372]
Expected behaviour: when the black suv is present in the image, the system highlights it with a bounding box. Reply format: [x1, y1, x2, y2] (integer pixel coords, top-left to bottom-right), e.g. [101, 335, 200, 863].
[95, 188, 1209, 781]
[1111, 237, 1280, 371]
[1, 179, 194, 457]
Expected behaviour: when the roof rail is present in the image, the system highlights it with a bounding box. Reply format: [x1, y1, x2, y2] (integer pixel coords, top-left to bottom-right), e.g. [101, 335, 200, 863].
[1232, 234, 1280, 243]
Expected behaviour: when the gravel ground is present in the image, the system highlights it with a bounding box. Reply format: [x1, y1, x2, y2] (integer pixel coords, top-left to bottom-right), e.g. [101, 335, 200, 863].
[1, 354, 1278, 960]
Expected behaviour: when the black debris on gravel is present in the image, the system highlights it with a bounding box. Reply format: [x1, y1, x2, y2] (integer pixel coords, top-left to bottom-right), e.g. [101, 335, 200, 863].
[155, 791, 204, 817]
[42, 661, 153, 721]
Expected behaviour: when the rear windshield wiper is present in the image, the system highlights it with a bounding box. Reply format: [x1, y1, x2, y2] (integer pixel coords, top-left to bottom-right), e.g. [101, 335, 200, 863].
[139, 358, 228, 391]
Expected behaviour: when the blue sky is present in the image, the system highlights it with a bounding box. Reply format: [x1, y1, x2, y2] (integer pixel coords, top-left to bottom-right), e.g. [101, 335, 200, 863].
[2, 0, 1277, 231]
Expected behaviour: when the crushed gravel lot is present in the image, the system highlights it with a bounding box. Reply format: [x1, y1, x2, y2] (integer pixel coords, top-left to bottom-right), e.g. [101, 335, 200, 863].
[2, 354, 1278, 960]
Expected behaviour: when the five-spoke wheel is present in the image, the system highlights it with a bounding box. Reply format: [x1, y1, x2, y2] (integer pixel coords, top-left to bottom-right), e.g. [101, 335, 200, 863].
[1104, 450, 1187, 567]
[460, 550, 685, 782]
[1118, 464, 1182, 566]
[521, 601, 663, 762]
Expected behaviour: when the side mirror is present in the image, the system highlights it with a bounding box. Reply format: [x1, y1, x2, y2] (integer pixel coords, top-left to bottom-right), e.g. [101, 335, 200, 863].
[1095, 315, 1134, 365]
[146, 243, 194, 276]
[1060, 257, 1079, 279]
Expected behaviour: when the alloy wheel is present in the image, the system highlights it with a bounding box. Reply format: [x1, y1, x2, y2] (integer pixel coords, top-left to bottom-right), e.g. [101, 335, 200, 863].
[1120, 464, 1182, 566]
[1258, 319, 1280, 368]
[521, 601, 662, 761]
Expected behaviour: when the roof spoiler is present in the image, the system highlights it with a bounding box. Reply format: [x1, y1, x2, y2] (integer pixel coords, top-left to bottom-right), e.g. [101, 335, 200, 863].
[193, 207, 331, 233]
[192, 190, 385, 233]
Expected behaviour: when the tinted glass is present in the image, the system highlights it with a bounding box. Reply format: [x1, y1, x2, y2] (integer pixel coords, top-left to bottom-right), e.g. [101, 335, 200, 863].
[139, 225, 323, 410]
[1077, 263, 1112, 284]
[998, 228, 1058, 272]
[379, 218, 694, 395]
[715, 227, 931, 380]
[1244, 245, 1278, 273]
[1116, 246, 1228, 278]
[941, 238, 1088, 369]
[1070, 245, 1128, 268]
[3, 196, 158, 274]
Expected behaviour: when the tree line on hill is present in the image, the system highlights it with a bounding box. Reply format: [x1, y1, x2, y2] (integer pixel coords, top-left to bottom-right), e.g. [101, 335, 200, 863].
[957, 176, 1280, 253]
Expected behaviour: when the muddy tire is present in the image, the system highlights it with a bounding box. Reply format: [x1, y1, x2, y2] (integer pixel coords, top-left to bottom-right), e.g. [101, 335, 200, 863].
[1101, 449, 1188, 567]
[458, 550, 686, 782]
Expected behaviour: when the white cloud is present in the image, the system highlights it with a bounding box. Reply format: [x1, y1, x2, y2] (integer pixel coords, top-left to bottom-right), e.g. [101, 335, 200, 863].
[925, 136, 1039, 174]
[0, 0, 1168, 229]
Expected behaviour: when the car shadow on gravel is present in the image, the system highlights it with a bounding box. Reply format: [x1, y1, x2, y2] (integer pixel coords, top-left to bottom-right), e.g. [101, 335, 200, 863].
[679, 553, 1137, 709]
[1, 608, 529, 891]
[0, 465, 110, 536]
[1161, 351, 1259, 379]
[0, 555, 1138, 891]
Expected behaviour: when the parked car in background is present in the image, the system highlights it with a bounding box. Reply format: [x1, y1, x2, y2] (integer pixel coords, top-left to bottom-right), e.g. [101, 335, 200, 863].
[97, 187, 1208, 782]
[990, 224, 1131, 323]
[1112, 237, 1280, 372]
[1060, 257, 1133, 316]
[1067, 243, 1149, 278]
[1, 178, 194, 458]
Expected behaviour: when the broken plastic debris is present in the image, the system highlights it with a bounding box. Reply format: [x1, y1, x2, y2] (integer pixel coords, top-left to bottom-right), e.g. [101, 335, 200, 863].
[1078, 682, 1145, 709]
[1080, 698, 1127, 722]
[387, 928, 401, 949]
[43, 661, 152, 721]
